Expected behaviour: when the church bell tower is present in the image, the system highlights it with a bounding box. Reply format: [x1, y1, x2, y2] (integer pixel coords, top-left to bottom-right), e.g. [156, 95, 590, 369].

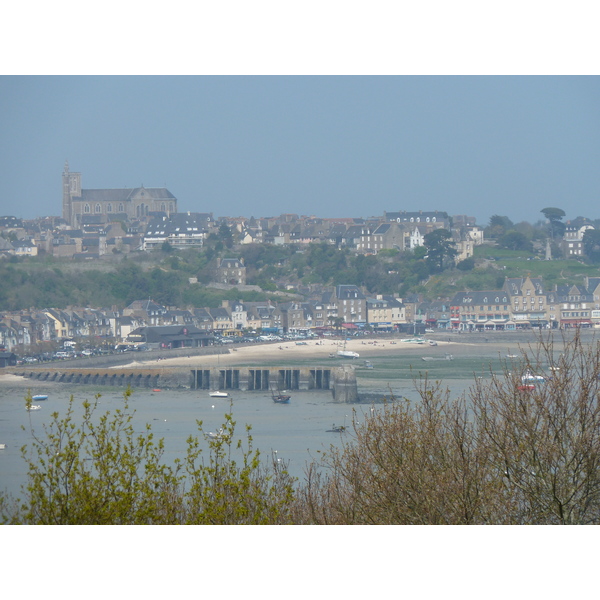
[62, 160, 81, 227]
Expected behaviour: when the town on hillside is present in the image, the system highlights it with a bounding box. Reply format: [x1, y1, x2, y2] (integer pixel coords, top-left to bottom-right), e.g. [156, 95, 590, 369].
[2, 164, 600, 361]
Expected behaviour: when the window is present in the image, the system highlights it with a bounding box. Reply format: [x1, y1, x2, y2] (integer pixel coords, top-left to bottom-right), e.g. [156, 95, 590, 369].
[118, 203, 124, 212]
[107, 204, 112, 212]
[95, 204, 101, 213]
[84, 204, 90, 213]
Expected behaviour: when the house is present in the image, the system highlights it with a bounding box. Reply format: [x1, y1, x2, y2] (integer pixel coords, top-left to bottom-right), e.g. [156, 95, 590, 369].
[0, 351, 18, 368]
[553, 283, 594, 328]
[209, 307, 233, 331]
[12, 239, 38, 257]
[356, 222, 407, 254]
[561, 224, 594, 258]
[503, 276, 553, 329]
[143, 212, 210, 250]
[192, 308, 214, 331]
[366, 295, 405, 330]
[450, 290, 513, 331]
[281, 302, 313, 333]
[333, 285, 366, 324]
[216, 258, 246, 286]
[123, 300, 168, 326]
[246, 302, 282, 332]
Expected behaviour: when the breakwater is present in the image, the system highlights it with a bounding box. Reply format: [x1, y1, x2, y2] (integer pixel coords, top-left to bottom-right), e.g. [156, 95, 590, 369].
[9, 362, 359, 402]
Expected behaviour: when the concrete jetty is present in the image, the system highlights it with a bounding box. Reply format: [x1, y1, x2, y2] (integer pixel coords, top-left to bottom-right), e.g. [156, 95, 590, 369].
[9, 362, 359, 402]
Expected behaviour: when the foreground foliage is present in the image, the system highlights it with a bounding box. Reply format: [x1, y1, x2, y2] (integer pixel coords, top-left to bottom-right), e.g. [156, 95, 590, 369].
[301, 331, 600, 524]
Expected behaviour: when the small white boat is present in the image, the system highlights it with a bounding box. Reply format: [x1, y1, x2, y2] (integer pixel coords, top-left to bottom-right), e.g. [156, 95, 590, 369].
[336, 339, 359, 359]
[209, 390, 229, 398]
[27, 405, 42, 411]
[422, 354, 453, 362]
[522, 372, 545, 382]
[32, 394, 48, 401]
[0, 443, 6, 450]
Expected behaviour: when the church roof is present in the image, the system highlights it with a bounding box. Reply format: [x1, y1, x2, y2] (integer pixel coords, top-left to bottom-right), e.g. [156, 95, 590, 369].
[79, 187, 176, 202]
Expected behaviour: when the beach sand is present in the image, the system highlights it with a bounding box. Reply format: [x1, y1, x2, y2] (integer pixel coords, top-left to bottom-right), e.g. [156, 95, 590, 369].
[1, 329, 589, 384]
[112, 332, 550, 369]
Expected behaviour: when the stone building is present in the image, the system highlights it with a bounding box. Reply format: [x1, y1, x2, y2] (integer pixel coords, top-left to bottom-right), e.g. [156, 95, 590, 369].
[216, 258, 246, 285]
[62, 161, 177, 228]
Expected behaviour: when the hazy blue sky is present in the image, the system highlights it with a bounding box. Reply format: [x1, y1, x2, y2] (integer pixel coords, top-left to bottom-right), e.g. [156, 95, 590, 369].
[1, 76, 599, 226]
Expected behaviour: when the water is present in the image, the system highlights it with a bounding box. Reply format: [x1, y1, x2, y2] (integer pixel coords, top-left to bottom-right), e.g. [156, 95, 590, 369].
[0, 385, 379, 499]
[0, 338, 542, 500]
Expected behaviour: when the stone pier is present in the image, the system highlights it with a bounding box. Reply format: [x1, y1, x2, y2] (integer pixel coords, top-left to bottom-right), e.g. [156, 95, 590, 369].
[9, 363, 359, 402]
[189, 364, 358, 402]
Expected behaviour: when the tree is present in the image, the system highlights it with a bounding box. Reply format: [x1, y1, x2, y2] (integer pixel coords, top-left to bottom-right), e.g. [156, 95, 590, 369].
[541, 207, 566, 240]
[582, 228, 600, 263]
[423, 228, 457, 273]
[487, 215, 514, 239]
[218, 223, 234, 249]
[301, 379, 501, 524]
[301, 331, 600, 524]
[456, 257, 476, 271]
[496, 230, 534, 252]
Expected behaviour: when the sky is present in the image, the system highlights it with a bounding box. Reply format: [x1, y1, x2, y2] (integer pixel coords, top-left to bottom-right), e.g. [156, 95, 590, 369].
[1, 75, 599, 227]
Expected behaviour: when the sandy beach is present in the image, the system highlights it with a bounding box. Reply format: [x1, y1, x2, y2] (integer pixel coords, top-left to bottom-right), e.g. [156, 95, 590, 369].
[111, 330, 563, 370]
[1, 329, 591, 389]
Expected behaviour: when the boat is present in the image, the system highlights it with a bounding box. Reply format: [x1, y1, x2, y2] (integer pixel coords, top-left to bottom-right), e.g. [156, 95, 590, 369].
[27, 405, 42, 411]
[32, 394, 48, 401]
[0, 444, 6, 450]
[421, 354, 453, 361]
[326, 424, 346, 433]
[521, 372, 545, 382]
[209, 390, 229, 398]
[271, 385, 291, 403]
[336, 339, 359, 359]
[506, 354, 519, 358]
[517, 384, 536, 391]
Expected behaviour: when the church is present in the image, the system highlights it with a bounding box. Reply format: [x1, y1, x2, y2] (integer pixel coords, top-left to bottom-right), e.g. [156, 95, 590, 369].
[62, 161, 178, 228]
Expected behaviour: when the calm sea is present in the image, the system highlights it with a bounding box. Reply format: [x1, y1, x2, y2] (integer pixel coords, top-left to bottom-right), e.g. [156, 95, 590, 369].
[0, 338, 551, 500]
